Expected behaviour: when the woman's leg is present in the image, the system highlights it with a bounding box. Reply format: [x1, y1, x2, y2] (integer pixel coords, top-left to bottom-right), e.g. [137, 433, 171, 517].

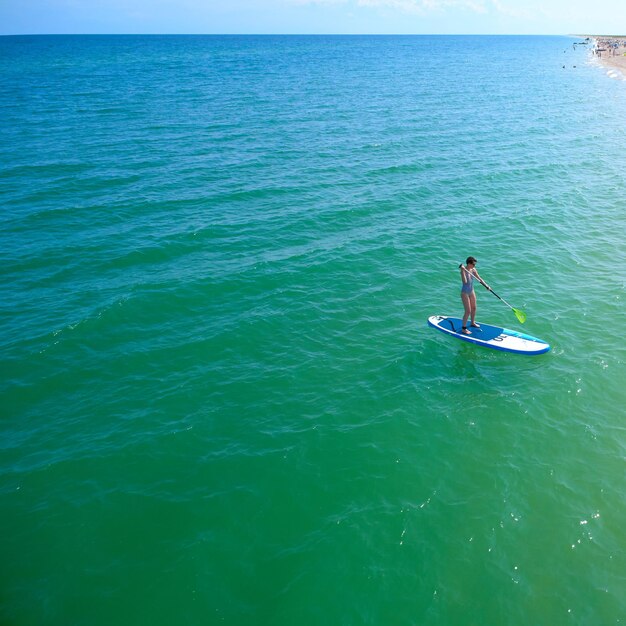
[461, 293, 472, 333]
[469, 292, 478, 326]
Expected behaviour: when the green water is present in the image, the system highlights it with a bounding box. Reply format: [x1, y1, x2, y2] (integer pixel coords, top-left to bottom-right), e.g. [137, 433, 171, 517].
[1, 35, 626, 625]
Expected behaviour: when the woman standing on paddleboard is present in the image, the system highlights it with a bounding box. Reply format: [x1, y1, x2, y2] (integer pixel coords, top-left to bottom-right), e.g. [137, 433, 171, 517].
[459, 256, 489, 335]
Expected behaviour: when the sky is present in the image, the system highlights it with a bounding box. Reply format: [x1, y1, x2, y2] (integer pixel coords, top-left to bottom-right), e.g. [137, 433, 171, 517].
[0, 0, 624, 36]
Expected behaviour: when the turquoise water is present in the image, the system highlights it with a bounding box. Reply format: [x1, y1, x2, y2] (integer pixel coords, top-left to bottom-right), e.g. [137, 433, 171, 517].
[2, 35, 626, 625]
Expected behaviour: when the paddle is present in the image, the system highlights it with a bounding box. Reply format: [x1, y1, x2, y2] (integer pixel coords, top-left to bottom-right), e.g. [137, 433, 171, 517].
[459, 264, 527, 324]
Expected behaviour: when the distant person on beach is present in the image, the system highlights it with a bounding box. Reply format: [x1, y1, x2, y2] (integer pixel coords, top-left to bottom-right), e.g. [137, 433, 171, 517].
[459, 256, 489, 335]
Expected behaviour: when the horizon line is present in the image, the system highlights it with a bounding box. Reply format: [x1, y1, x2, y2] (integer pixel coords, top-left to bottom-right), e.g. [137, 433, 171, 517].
[1, 32, 585, 37]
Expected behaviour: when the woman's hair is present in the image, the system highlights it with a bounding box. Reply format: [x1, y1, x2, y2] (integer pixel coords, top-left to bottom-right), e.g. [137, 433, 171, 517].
[466, 256, 477, 265]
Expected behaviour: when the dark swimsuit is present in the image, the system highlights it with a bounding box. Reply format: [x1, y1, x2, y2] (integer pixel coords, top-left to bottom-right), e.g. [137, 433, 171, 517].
[461, 273, 474, 295]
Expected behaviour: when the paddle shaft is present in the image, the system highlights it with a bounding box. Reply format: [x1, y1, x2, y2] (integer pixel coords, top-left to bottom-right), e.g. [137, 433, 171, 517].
[459, 265, 517, 311]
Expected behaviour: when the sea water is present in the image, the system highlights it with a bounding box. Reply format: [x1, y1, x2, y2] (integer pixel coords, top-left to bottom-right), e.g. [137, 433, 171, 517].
[1, 35, 626, 625]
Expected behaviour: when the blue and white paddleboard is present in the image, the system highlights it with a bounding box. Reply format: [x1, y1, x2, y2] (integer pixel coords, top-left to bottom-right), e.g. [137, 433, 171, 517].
[428, 315, 550, 355]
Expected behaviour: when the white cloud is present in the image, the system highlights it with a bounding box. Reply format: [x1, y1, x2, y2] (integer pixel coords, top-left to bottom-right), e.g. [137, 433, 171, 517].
[489, 0, 538, 19]
[285, 0, 540, 17]
[286, 0, 350, 5]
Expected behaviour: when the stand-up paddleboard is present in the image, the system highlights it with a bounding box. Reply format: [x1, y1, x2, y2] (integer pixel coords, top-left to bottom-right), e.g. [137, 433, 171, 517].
[428, 315, 550, 355]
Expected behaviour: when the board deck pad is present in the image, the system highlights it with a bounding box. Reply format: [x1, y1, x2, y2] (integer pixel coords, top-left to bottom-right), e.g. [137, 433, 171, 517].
[428, 315, 550, 355]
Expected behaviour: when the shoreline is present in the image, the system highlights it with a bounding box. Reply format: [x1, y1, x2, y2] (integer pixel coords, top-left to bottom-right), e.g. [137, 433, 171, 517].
[587, 35, 626, 74]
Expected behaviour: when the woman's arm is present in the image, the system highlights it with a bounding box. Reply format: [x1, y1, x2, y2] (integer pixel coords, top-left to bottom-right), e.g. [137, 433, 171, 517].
[472, 270, 490, 291]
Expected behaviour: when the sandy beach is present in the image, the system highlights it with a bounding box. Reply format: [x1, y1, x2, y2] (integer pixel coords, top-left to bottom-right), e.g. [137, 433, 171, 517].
[589, 35, 626, 73]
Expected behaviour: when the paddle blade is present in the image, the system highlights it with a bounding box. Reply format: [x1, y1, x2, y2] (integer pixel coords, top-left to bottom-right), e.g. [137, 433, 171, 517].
[513, 308, 527, 324]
